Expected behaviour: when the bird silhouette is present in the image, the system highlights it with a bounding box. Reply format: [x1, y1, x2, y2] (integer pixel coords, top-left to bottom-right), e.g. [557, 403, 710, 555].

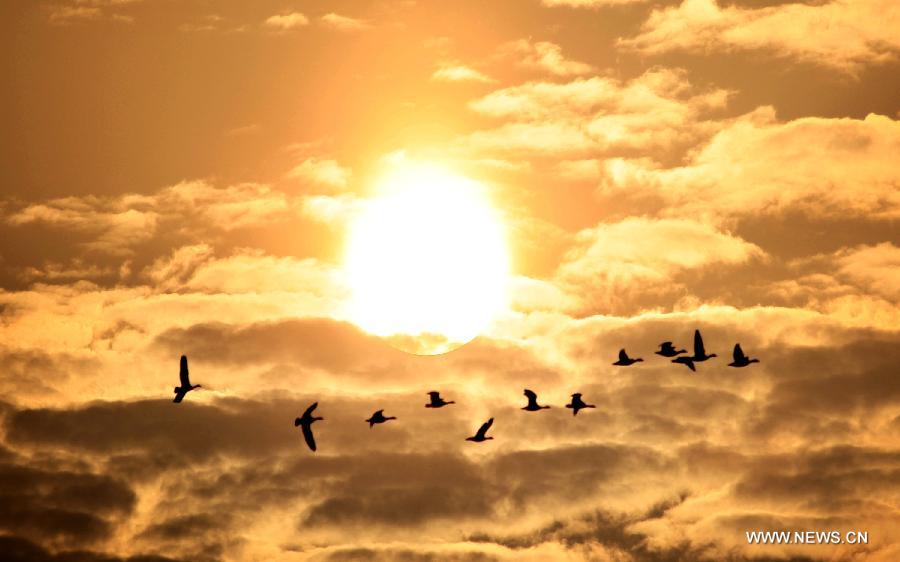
[172, 355, 201, 403]
[691, 329, 717, 362]
[466, 418, 494, 442]
[655, 342, 686, 357]
[365, 409, 397, 428]
[294, 402, 323, 452]
[672, 356, 696, 372]
[522, 389, 550, 411]
[425, 391, 455, 408]
[565, 393, 595, 416]
[728, 344, 759, 367]
[613, 349, 643, 366]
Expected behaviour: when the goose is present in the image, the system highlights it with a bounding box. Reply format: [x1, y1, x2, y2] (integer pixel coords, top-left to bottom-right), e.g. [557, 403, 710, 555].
[672, 356, 696, 372]
[691, 329, 717, 362]
[522, 389, 550, 411]
[655, 342, 686, 357]
[466, 418, 494, 442]
[728, 344, 759, 368]
[425, 391, 455, 408]
[365, 409, 397, 428]
[173, 355, 201, 403]
[613, 349, 643, 366]
[294, 402, 323, 452]
[565, 393, 595, 416]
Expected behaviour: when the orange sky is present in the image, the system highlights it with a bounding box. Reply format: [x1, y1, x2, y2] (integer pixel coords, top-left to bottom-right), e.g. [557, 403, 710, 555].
[1, 1, 899, 561]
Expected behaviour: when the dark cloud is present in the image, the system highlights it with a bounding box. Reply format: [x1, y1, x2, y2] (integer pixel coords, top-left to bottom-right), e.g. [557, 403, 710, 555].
[316, 547, 499, 562]
[0, 461, 135, 548]
[302, 452, 494, 528]
[0, 534, 188, 562]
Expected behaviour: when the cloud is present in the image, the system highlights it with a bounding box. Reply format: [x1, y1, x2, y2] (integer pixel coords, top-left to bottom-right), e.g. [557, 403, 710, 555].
[834, 242, 900, 300]
[500, 39, 594, 76]
[47, 6, 102, 24]
[263, 12, 309, 31]
[432, 64, 495, 84]
[4, 180, 297, 255]
[463, 68, 730, 157]
[599, 109, 900, 220]
[46, 0, 140, 25]
[0, 460, 135, 548]
[554, 218, 764, 314]
[320, 13, 371, 32]
[286, 158, 352, 189]
[620, 0, 900, 71]
[543, 0, 647, 6]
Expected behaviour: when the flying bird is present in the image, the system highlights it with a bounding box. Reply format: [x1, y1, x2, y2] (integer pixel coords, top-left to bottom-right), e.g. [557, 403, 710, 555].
[426, 391, 455, 408]
[466, 418, 494, 442]
[655, 342, 686, 357]
[522, 389, 550, 411]
[294, 402, 324, 452]
[672, 356, 696, 372]
[365, 409, 397, 428]
[172, 355, 201, 403]
[728, 344, 759, 367]
[613, 349, 643, 366]
[565, 393, 595, 416]
[691, 329, 717, 362]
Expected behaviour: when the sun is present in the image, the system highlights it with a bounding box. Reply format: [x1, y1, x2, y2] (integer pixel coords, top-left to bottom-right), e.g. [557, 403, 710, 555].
[344, 163, 510, 355]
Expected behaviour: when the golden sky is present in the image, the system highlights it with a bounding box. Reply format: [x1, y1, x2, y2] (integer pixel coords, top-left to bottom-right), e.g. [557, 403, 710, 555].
[1, 0, 900, 561]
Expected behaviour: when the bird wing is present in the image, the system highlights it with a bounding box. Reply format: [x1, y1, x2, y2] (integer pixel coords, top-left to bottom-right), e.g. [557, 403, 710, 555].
[428, 391, 439, 398]
[683, 358, 696, 372]
[694, 330, 705, 356]
[173, 391, 184, 403]
[523, 389, 537, 401]
[660, 341, 672, 349]
[303, 402, 318, 418]
[733, 344, 745, 361]
[477, 418, 494, 438]
[179, 355, 190, 387]
[301, 424, 317, 451]
[618, 349, 628, 361]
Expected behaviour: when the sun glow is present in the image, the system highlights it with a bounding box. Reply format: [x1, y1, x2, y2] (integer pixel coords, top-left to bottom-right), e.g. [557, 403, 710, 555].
[344, 163, 510, 355]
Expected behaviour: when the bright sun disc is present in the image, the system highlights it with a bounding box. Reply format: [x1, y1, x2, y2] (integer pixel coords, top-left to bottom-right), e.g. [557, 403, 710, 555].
[344, 164, 510, 355]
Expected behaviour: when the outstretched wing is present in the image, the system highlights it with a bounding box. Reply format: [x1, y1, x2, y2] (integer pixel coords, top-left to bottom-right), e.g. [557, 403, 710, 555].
[674, 357, 695, 372]
[477, 418, 494, 438]
[428, 391, 439, 398]
[618, 349, 628, 361]
[303, 402, 318, 418]
[660, 341, 672, 349]
[173, 390, 185, 403]
[694, 330, 706, 357]
[301, 424, 317, 452]
[733, 344, 746, 361]
[523, 389, 537, 401]
[179, 355, 190, 387]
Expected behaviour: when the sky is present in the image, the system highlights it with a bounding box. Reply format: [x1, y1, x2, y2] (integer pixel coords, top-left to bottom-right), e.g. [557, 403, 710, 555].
[1, 0, 900, 561]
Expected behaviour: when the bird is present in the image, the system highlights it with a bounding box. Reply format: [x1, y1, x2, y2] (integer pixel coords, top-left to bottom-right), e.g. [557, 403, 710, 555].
[613, 349, 643, 366]
[691, 329, 717, 362]
[173, 355, 201, 403]
[522, 389, 550, 411]
[365, 409, 397, 428]
[728, 344, 759, 367]
[466, 418, 494, 442]
[672, 356, 696, 372]
[565, 393, 595, 416]
[655, 341, 686, 357]
[425, 391, 455, 408]
[294, 402, 323, 452]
